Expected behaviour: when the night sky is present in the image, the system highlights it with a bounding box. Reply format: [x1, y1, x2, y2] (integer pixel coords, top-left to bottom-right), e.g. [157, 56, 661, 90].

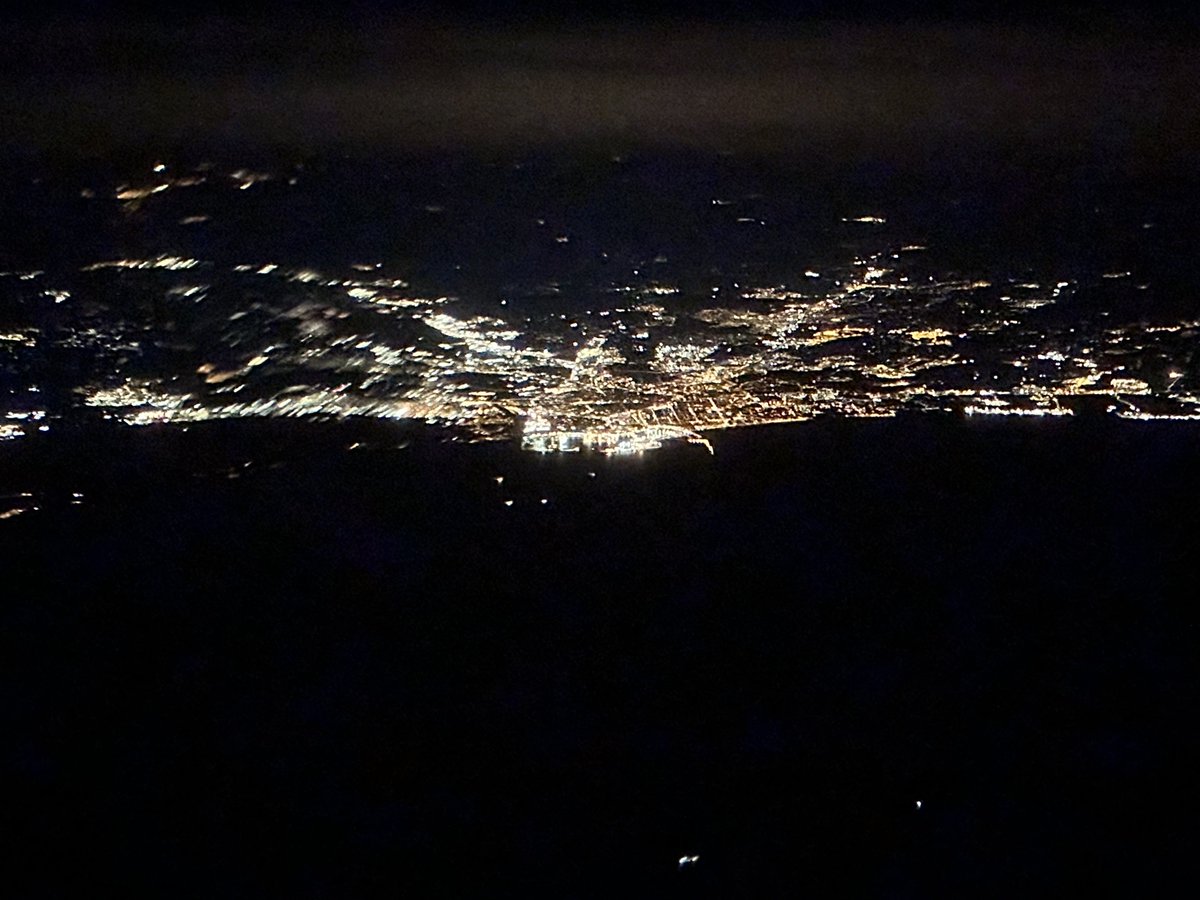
[2, 1, 1198, 160]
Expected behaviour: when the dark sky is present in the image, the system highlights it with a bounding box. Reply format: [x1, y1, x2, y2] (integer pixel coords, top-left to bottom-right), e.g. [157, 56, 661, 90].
[2, 2, 1196, 161]
[16, 1, 1200, 23]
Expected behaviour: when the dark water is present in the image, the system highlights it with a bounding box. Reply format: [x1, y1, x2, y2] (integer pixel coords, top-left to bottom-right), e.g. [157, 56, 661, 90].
[4, 413, 1199, 896]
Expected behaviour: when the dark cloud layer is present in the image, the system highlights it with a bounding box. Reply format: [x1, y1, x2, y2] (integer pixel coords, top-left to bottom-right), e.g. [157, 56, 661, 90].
[1, 19, 1195, 166]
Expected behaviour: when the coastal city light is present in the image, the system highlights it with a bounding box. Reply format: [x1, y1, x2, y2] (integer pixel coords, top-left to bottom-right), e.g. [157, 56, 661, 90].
[1, 162, 1194, 455]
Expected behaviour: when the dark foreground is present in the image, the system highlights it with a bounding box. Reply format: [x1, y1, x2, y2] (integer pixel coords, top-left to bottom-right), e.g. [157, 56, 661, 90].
[3, 414, 1198, 897]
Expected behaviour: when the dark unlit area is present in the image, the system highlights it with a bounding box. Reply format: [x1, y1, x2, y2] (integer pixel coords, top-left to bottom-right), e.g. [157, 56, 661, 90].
[4, 416, 1198, 896]
[2, 20, 1196, 163]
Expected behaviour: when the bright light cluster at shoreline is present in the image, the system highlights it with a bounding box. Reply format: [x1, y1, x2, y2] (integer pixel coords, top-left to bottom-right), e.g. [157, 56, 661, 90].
[2, 160, 1196, 455]
[49, 246, 1195, 455]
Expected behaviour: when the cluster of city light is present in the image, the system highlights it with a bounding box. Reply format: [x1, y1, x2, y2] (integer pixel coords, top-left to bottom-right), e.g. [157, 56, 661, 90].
[70, 240, 1198, 451]
[82, 256, 203, 272]
[521, 416, 712, 455]
[0, 185, 1191, 459]
[102, 163, 276, 209]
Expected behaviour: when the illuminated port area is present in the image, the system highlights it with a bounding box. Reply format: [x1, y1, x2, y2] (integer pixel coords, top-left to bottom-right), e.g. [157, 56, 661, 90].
[1, 161, 1196, 453]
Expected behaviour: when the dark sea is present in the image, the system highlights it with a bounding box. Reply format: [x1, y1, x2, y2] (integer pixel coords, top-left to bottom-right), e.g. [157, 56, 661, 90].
[3, 16, 1200, 898]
